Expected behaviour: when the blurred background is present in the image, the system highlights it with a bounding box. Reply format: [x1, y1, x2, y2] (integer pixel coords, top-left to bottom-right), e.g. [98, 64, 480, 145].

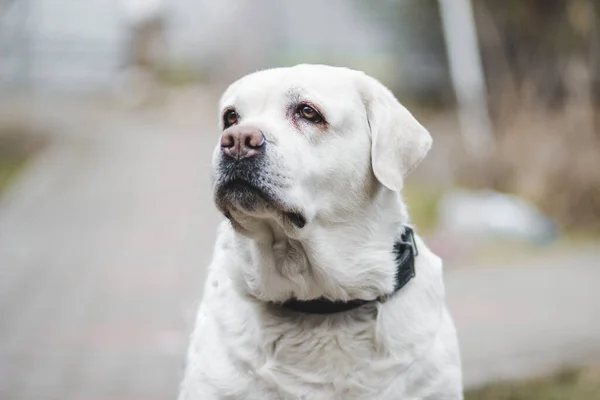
[1, 0, 599, 399]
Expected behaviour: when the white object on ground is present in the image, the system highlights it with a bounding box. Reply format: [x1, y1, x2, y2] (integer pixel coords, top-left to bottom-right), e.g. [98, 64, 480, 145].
[438, 189, 558, 243]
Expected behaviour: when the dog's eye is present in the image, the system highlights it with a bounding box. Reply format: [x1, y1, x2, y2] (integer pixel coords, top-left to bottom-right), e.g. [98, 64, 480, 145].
[298, 105, 323, 123]
[223, 109, 239, 128]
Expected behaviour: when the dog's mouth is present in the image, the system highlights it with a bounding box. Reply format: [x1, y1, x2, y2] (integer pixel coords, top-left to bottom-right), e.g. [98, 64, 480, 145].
[215, 178, 306, 228]
[223, 178, 268, 198]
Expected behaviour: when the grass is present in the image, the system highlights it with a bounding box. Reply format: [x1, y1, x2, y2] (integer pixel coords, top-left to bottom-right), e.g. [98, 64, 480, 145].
[0, 123, 44, 196]
[465, 367, 600, 400]
[403, 183, 444, 234]
[0, 157, 28, 195]
[159, 64, 207, 87]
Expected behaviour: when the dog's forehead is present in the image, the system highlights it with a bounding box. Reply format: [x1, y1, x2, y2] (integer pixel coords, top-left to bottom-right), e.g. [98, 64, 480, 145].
[220, 65, 360, 108]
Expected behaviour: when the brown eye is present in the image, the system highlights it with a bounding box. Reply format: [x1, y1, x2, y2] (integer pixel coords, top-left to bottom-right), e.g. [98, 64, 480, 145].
[298, 105, 323, 123]
[223, 109, 238, 128]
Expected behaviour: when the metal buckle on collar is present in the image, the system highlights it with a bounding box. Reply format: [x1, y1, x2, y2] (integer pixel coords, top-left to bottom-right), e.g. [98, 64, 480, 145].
[402, 226, 419, 257]
[377, 294, 390, 303]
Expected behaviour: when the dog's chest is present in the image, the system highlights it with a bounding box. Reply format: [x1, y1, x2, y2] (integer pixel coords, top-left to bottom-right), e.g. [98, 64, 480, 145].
[249, 310, 402, 399]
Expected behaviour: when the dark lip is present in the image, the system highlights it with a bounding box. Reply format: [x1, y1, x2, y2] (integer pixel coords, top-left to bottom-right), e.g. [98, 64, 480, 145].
[216, 178, 306, 228]
[221, 178, 271, 199]
[215, 177, 279, 211]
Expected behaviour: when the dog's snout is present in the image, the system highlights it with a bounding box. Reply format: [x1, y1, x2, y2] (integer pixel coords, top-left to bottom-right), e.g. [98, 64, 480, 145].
[221, 127, 265, 160]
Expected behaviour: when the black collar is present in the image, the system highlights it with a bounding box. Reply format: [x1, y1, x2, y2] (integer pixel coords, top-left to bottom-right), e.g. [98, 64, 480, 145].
[278, 226, 418, 314]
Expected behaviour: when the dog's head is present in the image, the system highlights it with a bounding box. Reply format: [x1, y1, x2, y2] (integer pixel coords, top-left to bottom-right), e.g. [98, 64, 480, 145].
[212, 64, 431, 236]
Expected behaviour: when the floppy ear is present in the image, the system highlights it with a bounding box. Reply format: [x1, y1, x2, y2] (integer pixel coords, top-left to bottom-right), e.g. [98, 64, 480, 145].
[358, 74, 432, 191]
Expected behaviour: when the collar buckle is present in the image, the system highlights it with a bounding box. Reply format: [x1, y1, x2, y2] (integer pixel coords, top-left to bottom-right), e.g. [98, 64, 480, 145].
[402, 226, 418, 257]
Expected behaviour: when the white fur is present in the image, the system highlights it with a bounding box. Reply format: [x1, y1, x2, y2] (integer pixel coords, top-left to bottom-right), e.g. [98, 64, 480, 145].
[179, 65, 463, 399]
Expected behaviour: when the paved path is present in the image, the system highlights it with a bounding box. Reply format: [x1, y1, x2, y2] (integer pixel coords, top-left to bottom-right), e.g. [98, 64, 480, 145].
[0, 98, 599, 399]
[0, 98, 221, 400]
[447, 248, 600, 388]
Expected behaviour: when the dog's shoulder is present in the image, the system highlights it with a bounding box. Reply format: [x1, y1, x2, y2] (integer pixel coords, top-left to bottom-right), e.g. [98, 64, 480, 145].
[178, 251, 266, 399]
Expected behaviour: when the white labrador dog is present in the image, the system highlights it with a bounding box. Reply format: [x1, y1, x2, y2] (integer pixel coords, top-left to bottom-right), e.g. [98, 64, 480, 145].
[179, 64, 462, 400]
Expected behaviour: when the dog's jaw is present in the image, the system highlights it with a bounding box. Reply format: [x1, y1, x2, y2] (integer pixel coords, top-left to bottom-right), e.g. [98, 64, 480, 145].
[213, 160, 309, 236]
[224, 188, 410, 303]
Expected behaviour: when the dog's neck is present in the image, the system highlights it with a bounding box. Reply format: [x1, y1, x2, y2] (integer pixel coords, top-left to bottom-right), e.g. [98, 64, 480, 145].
[224, 189, 409, 303]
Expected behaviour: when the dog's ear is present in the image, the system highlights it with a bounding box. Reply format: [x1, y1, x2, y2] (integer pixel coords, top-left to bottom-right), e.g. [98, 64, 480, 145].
[358, 73, 432, 191]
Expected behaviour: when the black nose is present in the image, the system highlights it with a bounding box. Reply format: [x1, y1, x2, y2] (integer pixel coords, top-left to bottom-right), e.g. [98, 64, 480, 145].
[221, 126, 265, 160]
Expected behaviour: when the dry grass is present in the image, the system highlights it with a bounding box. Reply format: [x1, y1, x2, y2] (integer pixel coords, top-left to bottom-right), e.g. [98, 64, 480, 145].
[0, 123, 44, 195]
[465, 367, 600, 400]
